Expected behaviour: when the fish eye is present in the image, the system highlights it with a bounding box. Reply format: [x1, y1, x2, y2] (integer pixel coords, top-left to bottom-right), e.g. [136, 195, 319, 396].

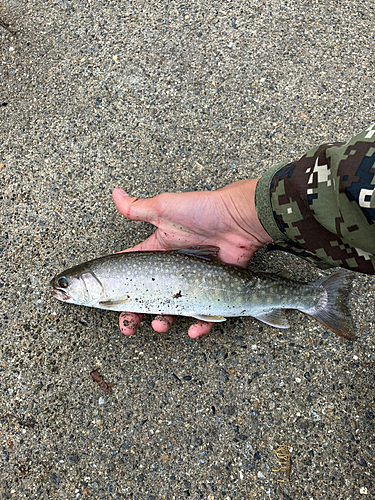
[57, 277, 69, 289]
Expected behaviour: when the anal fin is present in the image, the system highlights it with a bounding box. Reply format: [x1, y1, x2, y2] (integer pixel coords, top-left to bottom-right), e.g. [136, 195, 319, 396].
[253, 309, 290, 329]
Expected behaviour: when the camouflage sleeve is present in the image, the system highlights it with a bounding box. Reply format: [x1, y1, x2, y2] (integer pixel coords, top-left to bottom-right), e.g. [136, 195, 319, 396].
[255, 124, 375, 274]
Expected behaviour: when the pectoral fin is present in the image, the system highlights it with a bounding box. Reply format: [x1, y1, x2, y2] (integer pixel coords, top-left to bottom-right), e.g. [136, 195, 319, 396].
[253, 309, 289, 328]
[191, 314, 227, 322]
[99, 298, 131, 307]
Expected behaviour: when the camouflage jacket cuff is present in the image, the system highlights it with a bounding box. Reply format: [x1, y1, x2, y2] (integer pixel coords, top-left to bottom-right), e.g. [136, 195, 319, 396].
[255, 161, 291, 242]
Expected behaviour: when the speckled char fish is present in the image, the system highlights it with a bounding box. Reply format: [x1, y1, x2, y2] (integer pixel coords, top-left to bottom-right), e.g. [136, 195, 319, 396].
[51, 246, 355, 340]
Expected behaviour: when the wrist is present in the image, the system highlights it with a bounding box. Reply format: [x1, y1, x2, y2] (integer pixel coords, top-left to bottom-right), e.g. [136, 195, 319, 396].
[254, 162, 292, 243]
[216, 179, 273, 246]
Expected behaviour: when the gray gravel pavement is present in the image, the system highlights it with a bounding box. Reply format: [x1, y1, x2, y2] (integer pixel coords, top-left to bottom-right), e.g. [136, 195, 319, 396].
[1, 1, 374, 499]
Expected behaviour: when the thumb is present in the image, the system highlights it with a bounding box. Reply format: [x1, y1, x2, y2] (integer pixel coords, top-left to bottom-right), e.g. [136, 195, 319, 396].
[112, 188, 159, 223]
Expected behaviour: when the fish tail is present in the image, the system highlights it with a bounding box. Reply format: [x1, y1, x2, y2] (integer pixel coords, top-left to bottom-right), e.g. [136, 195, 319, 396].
[306, 270, 356, 340]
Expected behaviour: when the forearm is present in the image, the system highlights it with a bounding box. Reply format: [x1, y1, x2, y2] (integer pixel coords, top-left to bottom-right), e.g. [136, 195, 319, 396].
[255, 124, 375, 274]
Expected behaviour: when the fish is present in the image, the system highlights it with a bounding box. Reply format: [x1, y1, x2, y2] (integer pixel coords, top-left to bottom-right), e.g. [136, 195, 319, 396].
[51, 245, 355, 340]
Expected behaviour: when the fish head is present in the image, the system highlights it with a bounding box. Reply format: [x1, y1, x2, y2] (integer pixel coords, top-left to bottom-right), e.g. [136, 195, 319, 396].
[51, 265, 104, 305]
[50, 271, 85, 304]
[52, 259, 106, 308]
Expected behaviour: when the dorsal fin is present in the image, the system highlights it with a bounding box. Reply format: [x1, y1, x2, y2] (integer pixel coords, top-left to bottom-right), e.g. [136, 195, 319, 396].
[175, 245, 221, 262]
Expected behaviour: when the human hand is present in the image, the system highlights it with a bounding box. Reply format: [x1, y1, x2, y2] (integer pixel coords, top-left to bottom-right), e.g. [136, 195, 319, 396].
[112, 179, 272, 338]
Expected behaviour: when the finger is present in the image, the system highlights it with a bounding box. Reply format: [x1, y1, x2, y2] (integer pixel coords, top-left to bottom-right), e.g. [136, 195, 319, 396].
[151, 315, 177, 333]
[188, 320, 214, 338]
[112, 188, 159, 224]
[119, 312, 143, 336]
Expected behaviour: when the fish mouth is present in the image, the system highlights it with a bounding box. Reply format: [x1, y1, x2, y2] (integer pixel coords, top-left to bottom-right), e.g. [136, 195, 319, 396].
[52, 287, 71, 301]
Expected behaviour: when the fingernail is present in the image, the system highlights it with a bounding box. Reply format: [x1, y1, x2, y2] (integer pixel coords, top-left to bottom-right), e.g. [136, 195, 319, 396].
[117, 189, 129, 196]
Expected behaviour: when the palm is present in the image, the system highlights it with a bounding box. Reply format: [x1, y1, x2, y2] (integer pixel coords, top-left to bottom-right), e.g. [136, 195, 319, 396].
[111, 179, 272, 338]
[113, 183, 266, 268]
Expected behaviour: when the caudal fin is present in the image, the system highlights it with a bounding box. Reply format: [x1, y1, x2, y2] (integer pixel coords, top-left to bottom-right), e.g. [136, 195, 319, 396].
[307, 271, 356, 340]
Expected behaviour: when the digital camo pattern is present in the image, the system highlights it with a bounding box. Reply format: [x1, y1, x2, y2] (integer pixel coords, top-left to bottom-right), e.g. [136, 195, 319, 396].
[268, 124, 375, 274]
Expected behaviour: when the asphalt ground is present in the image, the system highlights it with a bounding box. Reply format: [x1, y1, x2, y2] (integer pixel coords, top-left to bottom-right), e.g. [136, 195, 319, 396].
[1, 1, 374, 499]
